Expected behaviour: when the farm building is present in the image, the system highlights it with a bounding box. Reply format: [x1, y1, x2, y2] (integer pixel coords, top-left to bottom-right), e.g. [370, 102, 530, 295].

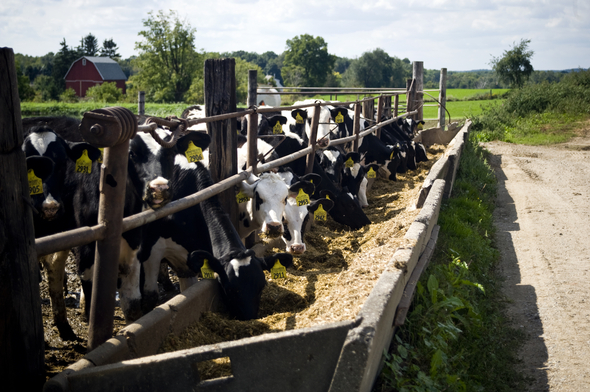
[64, 56, 127, 97]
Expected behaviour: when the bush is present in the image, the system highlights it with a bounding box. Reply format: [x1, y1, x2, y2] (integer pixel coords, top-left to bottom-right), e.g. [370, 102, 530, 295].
[86, 82, 124, 103]
[59, 87, 79, 103]
[471, 69, 590, 143]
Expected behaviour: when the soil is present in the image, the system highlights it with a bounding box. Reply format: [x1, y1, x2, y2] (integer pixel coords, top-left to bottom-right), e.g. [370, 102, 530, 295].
[484, 129, 590, 391]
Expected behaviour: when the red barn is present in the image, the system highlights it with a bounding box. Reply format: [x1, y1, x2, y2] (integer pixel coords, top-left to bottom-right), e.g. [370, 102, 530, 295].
[64, 56, 127, 97]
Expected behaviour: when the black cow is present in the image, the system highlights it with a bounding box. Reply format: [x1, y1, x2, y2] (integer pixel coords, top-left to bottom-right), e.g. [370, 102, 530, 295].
[176, 161, 294, 320]
[22, 125, 101, 340]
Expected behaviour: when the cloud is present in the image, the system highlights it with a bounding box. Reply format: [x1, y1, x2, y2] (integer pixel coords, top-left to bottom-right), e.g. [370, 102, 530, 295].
[1, 0, 588, 71]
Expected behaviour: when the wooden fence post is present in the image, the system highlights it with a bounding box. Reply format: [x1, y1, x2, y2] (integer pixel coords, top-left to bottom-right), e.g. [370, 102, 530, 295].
[245, 69, 258, 248]
[362, 98, 374, 125]
[376, 95, 384, 139]
[438, 68, 447, 130]
[138, 91, 145, 115]
[393, 94, 399, 118]
[305, 103, 321, 175]
[413, 61, 424, 121]
[247, 70, 258, 172]
[406, 79, 413, 115]
[0, 47, 45, 391]
[204, 58, 238, 226]
[352, 102, 361, 152]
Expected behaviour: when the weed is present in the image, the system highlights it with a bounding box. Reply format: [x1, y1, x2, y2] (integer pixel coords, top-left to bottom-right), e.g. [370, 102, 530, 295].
[376, 137, 528, 392]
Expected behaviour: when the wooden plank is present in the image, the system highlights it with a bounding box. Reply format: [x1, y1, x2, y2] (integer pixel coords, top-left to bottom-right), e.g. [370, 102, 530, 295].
[0, 47, 45, 391]
[204, 58, 238, 226]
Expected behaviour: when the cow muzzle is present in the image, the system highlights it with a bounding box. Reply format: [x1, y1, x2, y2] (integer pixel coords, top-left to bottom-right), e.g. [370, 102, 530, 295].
[288, 244, 306, 255]
[145, 180, 170, 209]
[264, 221, 284, 238]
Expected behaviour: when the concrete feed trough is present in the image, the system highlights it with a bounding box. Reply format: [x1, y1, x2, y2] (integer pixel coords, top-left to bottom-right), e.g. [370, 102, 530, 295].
[44, 122, 470, 392]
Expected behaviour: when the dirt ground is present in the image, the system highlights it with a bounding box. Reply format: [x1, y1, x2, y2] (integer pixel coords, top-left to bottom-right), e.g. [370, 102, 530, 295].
[483, 130, 590, 391]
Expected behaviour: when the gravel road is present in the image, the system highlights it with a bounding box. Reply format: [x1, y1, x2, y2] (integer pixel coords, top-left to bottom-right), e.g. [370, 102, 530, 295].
[484, 132, 590, 391]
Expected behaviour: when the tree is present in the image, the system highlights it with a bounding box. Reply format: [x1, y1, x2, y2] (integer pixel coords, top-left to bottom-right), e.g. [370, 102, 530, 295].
[341, 49, 410, 88]
[132, 10, 200, 102]
[490, 39, 534, 88]
[50, 38, 79, 99]
[79, 33, 99, 56]
[282, 34, 334, 87]
[100, 39, 121, 58]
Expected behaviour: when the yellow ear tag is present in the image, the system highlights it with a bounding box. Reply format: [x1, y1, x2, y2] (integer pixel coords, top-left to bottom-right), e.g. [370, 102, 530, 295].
[295, 188, 310, 206]
[345, 157, 354, 168]
[314, 204, 327, 222]
[185, 141, 203, 162]
[418, 123, 423, 130]
[325, 193, 331, 200]
[201, 259, 216, 279]
[75, 149, 92, 174]
[335, 112, 344, 124]
[367, 167, 377, 179]
[295, 112, 304, 124]
[271, 259, 287, 279]
[273, 121, 283, 134]
[28, 169, 43, 196]
[236, 190, 250, 204]
[97, 148, 104, 163]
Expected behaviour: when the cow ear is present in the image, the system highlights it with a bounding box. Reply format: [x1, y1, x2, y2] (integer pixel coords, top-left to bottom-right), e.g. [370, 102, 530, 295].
[26, 156, 54, 180]
[308, 198, 334, 213]
[344, 152, 360, 164]
[260, 253, 294, 271]
[288, 180, 314, 196]
[319, 189, 336, 201]
[177, 131, 211, 152]
[299, 173, 321, 188]
[187, 250, 228, 283]
[240, 180, 257, 198]
[66, 142, 102, 162]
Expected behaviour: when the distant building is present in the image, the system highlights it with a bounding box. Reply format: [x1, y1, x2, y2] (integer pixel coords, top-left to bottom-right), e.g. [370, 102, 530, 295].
[64, 56, 127, 97]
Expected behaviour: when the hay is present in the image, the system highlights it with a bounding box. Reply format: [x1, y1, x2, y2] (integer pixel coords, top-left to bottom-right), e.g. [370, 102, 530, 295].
[161, 145, 446, 367]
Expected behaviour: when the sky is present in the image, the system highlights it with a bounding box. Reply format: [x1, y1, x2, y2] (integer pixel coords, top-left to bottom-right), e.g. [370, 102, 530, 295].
[2, 0, 589, 72]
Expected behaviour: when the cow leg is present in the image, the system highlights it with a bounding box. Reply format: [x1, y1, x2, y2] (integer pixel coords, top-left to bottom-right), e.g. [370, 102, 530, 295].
[117, 239, 142, 323]
[40, 250, 77, 341]
[140, 238, 166, 315]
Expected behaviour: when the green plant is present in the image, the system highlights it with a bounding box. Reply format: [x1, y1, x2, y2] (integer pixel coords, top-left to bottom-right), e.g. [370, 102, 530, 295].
[59, 87, 78, 103]
[86, 82, 123, 103]
[377, 137, 528, 392]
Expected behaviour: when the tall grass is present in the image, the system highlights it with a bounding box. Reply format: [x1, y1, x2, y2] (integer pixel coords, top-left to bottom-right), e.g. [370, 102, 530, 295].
[471, 69, 590, 144]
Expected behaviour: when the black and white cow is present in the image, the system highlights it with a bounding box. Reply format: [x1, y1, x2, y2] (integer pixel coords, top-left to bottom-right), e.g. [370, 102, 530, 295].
[237, 172, 289, 240]
[22, 125, 102, 340]
[177, 160, 294, 320]
[278, 171, 334, 254]
[131, 130, 215, 314]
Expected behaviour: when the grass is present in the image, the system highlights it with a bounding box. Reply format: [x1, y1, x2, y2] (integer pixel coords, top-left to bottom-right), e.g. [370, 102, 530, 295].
[20, 101, 188, 119]
[471, 70, 590, 145]
[375, 135, 529, 392]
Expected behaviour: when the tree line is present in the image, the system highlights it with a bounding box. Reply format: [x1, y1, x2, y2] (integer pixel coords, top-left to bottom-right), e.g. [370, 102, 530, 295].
[14, 11, 580, 105]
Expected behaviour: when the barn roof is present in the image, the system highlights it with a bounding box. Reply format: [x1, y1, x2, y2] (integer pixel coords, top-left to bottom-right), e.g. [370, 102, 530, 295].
[65, 56, 127, 81]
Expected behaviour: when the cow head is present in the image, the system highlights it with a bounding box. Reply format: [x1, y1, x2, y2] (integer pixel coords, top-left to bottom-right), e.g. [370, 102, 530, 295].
[23, 126, 101, 223]
[129, 129, 211, 210]
[240, 172, 289, 238]
[188, 249, 293, 320]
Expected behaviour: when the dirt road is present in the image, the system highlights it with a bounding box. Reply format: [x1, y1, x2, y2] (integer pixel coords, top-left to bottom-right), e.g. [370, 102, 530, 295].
[484, 133, 590, 391]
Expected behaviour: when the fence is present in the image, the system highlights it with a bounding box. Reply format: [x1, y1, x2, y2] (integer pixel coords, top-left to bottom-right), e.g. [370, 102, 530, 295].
[1, 50, 452, 391]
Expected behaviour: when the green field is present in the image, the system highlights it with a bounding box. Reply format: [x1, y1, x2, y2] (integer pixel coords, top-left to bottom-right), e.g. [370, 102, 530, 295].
[21, 88, 506, 123]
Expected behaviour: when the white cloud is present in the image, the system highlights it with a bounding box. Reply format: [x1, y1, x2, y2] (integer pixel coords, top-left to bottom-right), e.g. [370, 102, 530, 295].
[0, 0, 588, 71]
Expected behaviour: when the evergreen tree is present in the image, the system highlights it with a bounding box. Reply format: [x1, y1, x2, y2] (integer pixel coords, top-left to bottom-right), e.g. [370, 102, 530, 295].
[100, 39, 121, 58]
